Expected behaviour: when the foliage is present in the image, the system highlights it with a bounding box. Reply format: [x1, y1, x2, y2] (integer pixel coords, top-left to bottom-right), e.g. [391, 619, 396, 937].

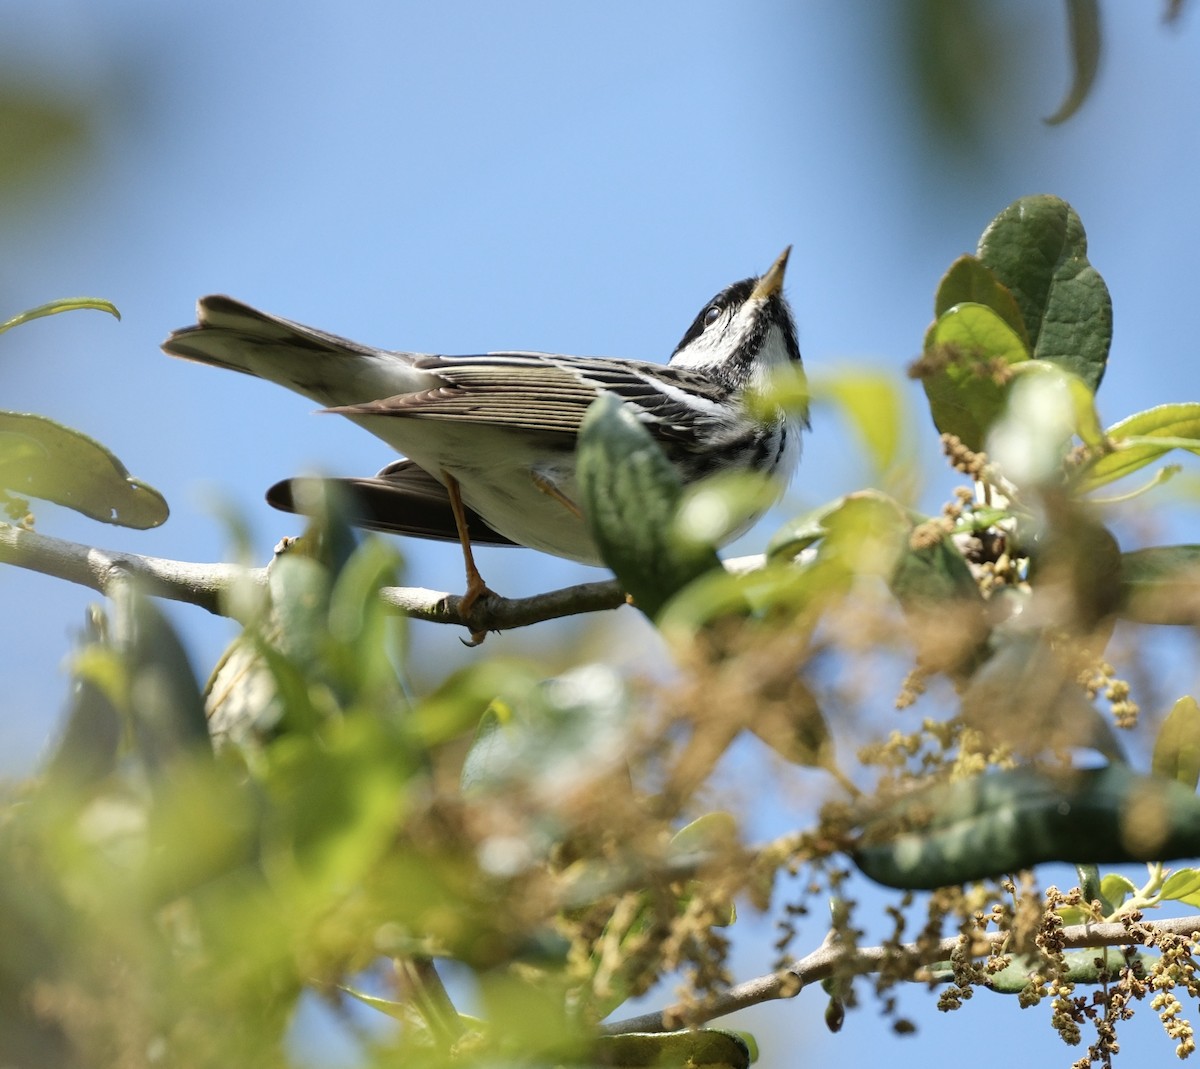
[0, 298, 167, 529]
[9, 185, 1200, 1069]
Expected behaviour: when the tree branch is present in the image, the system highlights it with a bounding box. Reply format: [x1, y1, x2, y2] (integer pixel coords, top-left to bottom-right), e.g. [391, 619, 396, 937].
[385, 578, 627, 630]
[0, 521, 628, 629]
[0, 521, 254, 614]
[602, 913, 1200, 1034]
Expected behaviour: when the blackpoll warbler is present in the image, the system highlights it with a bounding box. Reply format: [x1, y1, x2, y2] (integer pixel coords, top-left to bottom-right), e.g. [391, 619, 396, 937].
[164, 248, 806, 621]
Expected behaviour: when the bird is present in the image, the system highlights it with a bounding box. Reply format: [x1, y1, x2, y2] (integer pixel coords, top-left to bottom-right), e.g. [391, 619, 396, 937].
[162, 248, 807, 635]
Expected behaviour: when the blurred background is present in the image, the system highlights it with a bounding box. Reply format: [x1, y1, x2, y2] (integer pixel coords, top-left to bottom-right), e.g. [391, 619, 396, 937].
[2, 1, 1199, 1064]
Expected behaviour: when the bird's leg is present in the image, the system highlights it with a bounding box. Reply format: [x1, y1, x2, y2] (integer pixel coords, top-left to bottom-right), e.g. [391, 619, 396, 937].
[443, 470, 493, 645]
[530, 471, 583, 518]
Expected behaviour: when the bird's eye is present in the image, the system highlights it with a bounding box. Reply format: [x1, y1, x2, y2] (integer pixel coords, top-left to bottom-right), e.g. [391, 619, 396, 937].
[703, 305, 721, 327]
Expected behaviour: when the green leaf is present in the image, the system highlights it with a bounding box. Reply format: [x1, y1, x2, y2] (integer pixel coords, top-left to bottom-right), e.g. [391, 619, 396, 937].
[854, 765, 1200, 890]
[933, 255, 1029, 346]
[578, 394, 723, 619]
[1152, 696, 1200, 791]
[1077, 403, 1200, 492]
[1074, 863, 1105, 910]
[981, 949, 1153, 992]
[1099, 872, 1137, 911]
[767, 489, 910, 567]
[978, 194, 1112, 391]
[0, 412, 168, 528]
[766, 499, 843, 562]
[921, 302, 1029, 450]
[1105, 403, 1200, 442]
[1161, 868, 1200, 906]
[594, 1029, 752, 1069]
[1117, 545, 1200, 625]
[1044, 0, 1102, 125]
[0, 296, 120, 336]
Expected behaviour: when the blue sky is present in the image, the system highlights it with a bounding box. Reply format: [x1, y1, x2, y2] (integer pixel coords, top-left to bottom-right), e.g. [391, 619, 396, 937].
[4, 2, 1200, 1064]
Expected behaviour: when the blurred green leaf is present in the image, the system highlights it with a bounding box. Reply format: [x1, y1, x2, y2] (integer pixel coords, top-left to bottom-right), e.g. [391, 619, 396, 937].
[1045, 0, 1102, 125]
[960, 631, 1125, 762]
[42, 611, 121, 791]
[813, 367, 909, 476]
[461, 664, 629, 805]
[0, 83, 96, 201]
[1011, 360, 1104, 447]
[890, 526, 987, 677]
[768, 489, 910, 566]
[414, 658, 542, 750]
[1118, 545, 1200, 624]
[747, 674, 833, 770]
[338, 983, 411, 1021]
[766, 499, 843, 563]
[594, 1028, 752, 1069]
[0, 412, 168, 528]
[890, 530, 981, 610]
[207, 533, 409, 750]
[675, 471, 778, 550]
[904, 0, 1002, 149]
[1152, 696, 1200, 790]
[921, 302, 1029, 450]
[1086, 464, 1180, 505]
[263, 715, 422, 900]
[578, 394, 723, 619]
[978, 194, 1112, 391]
[988, 367, 1093, 488]
[668, 812, 738, 859]
[116, 586, 210, 770]
[855, 765, 1200, 890]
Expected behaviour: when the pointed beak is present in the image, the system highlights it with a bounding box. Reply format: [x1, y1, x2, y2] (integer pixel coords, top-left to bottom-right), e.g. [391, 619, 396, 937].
[750, 246, 791, 301]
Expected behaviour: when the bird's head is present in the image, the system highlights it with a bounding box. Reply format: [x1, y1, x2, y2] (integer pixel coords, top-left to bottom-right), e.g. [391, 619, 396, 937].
[667, 247, 802, 398]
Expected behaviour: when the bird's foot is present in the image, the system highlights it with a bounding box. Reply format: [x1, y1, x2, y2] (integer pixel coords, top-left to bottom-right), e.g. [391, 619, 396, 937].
[458, 576, 498, 646]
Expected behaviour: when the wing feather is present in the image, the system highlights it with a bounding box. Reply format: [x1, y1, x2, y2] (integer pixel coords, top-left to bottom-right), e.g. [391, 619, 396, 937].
[327, 352, 734, 445]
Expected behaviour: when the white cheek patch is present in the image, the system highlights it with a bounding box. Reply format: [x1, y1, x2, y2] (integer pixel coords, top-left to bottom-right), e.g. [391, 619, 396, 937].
[670, 302, 759, 371]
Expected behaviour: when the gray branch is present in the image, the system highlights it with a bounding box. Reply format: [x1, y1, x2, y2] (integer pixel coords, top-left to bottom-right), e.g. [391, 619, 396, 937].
[602, 913, 1200, 1034]
[0, 521, 627, 629]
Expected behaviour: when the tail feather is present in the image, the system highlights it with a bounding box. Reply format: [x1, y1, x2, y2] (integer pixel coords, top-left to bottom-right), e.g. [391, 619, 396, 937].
[267, 460, 518, 547]
[162, 295, 433, 408]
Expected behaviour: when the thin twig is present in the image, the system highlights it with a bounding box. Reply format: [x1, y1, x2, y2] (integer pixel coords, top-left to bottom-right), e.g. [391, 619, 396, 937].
[381, 578, 626, 629]
[602, 913, 1200, 1034]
